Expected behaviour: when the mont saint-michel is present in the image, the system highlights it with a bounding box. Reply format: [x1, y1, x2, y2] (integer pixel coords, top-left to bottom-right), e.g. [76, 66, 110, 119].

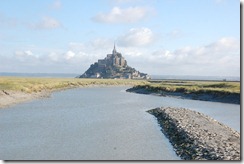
[78, 44, 150, 79]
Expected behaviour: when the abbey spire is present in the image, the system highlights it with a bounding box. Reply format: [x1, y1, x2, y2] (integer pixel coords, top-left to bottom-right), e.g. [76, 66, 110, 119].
[112, 42, 117, 55]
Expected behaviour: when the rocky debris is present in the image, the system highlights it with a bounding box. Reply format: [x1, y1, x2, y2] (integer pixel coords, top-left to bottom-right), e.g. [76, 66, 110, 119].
[2, 90, 10, 95]
[147, 107, 240, 160]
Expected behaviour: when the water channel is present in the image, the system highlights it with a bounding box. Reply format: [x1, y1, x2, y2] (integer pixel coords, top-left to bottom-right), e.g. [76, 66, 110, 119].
[0, 87, 240, 160]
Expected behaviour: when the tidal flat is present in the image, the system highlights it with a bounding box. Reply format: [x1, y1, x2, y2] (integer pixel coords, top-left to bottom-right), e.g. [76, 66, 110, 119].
[0, 77, 240, 108]
[0, 77, 240, 160]
[0, 86, 239, 160]
[0, 77, 148, 108]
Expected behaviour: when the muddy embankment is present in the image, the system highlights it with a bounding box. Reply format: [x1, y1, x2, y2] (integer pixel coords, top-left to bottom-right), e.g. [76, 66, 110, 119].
[126, 86, 240, 104]
[0, 90, 51, 109]
[148, 107, 240, 160]
[0, 85, 130, 109]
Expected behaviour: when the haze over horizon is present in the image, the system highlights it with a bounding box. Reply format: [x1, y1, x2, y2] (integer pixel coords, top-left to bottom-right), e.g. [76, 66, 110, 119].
[0, 0, 240, 77]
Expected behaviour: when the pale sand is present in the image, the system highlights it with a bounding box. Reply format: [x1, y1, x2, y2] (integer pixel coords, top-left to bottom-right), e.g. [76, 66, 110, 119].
[0, 90, 51, 109]
[0, 85, 127, 109]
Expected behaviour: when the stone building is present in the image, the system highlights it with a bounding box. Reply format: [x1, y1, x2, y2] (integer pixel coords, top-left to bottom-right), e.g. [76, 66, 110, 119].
[97, 44, 127, 68]
[79, 44, 150, 79]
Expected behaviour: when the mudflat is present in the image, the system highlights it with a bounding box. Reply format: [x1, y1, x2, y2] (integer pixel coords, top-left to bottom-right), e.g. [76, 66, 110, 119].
[0, 90, 50, 109]
[0, 77, 147, 109]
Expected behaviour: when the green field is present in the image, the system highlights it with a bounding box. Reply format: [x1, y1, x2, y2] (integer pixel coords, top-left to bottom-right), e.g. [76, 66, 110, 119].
[134, 80, 240, 95]
[0, 77, 148, 93]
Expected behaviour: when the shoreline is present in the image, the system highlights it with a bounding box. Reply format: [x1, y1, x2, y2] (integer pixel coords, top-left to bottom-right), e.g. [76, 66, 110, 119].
[0, 83, 240, 160]
[148, 107, 240, 160]
[0, 89, 52, 109]
[0, 85, 131, 109]
[126, 87, 240, 104]
[0, 77, 148, 109]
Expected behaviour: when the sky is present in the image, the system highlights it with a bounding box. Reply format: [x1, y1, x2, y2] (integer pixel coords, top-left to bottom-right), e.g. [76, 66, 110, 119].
[0, 0, 240, 77]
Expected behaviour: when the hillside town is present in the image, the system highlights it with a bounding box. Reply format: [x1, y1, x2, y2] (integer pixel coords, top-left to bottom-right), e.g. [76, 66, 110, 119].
[79, 44, 150, 79]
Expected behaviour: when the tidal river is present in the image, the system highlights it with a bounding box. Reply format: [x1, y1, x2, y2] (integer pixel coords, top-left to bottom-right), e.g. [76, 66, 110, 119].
[0, 87, 240, 160]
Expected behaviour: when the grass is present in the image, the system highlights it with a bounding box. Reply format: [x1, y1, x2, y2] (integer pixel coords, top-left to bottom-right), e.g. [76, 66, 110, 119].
[134, 80, 240, 95]
[0, 77, 148, 93]
[0, 77, 240, 95]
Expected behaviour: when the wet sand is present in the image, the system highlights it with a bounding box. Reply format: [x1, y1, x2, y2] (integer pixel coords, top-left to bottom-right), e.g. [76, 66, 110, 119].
[0, 90, 51, 109]
[0, 85, 128, 109]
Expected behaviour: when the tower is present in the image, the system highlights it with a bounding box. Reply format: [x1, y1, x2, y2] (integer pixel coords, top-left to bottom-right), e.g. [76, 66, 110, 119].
[112, 42, 117, 55]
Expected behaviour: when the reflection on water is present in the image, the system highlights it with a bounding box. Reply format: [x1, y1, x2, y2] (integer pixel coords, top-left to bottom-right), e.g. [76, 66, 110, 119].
[0, 87, 240, 160]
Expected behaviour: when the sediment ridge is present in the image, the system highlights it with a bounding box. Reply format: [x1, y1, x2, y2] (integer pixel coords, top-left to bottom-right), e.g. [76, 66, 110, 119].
[127, 86, 240, 104]
[147, 107, 240, 160]
[0, 90, 51, 109]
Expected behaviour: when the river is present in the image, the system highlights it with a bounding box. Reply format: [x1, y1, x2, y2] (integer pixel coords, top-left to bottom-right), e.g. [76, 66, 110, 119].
[0, 87, 240, 160]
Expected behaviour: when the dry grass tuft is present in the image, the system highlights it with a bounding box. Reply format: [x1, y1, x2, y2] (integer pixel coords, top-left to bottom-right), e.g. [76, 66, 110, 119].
[0, 77, 148, 93]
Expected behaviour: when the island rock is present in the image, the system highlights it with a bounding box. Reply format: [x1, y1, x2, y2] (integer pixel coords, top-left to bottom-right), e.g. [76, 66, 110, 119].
[78, 44, 150, 79]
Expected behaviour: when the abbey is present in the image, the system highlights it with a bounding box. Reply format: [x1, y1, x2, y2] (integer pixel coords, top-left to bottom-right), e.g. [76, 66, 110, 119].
[98, 44, 127, 68]
[78, 44, 150, 79]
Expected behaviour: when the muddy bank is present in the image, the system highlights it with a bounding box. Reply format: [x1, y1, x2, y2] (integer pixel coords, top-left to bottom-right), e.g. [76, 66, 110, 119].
[0, 90, 51, 109]
[0, 85, 131, 109]
[148, 107, 240, 160]
[126, 86, 240, 104]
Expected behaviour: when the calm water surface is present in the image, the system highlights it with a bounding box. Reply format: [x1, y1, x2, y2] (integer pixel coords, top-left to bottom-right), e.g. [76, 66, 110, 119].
[0, 87, 240, 160]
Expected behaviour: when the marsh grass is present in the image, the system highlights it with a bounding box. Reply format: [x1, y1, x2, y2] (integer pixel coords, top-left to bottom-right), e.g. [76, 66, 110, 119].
[0, 77, 240, 95]
[0, 77, 148, 93]
[137, 80, 240, 95]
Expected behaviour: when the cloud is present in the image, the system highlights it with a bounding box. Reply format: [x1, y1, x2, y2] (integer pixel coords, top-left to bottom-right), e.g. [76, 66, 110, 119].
[9, 40, 145, 73]
[69, 42, 86, 52]
[151, 37, 239, 64]
[117, 27, 156, 47]
[15, 50, 37, 58]
[65, 51, 75, 60]
[205, 37, 239, 51]
[50, 0, 62, 9]
[30, 16, 62, 30]
[122, 47, 143, 57]
[92, 6, 152, 23]
[145, 37, 240, 76]
[1, 36, 239, 76]
[46, 39, 114, 65]
[48, 52, 60, 62]
[14, 50, 40, 64]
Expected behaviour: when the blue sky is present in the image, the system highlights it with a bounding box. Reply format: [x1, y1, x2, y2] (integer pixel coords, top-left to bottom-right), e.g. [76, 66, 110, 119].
[0, 0, 240, 76]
